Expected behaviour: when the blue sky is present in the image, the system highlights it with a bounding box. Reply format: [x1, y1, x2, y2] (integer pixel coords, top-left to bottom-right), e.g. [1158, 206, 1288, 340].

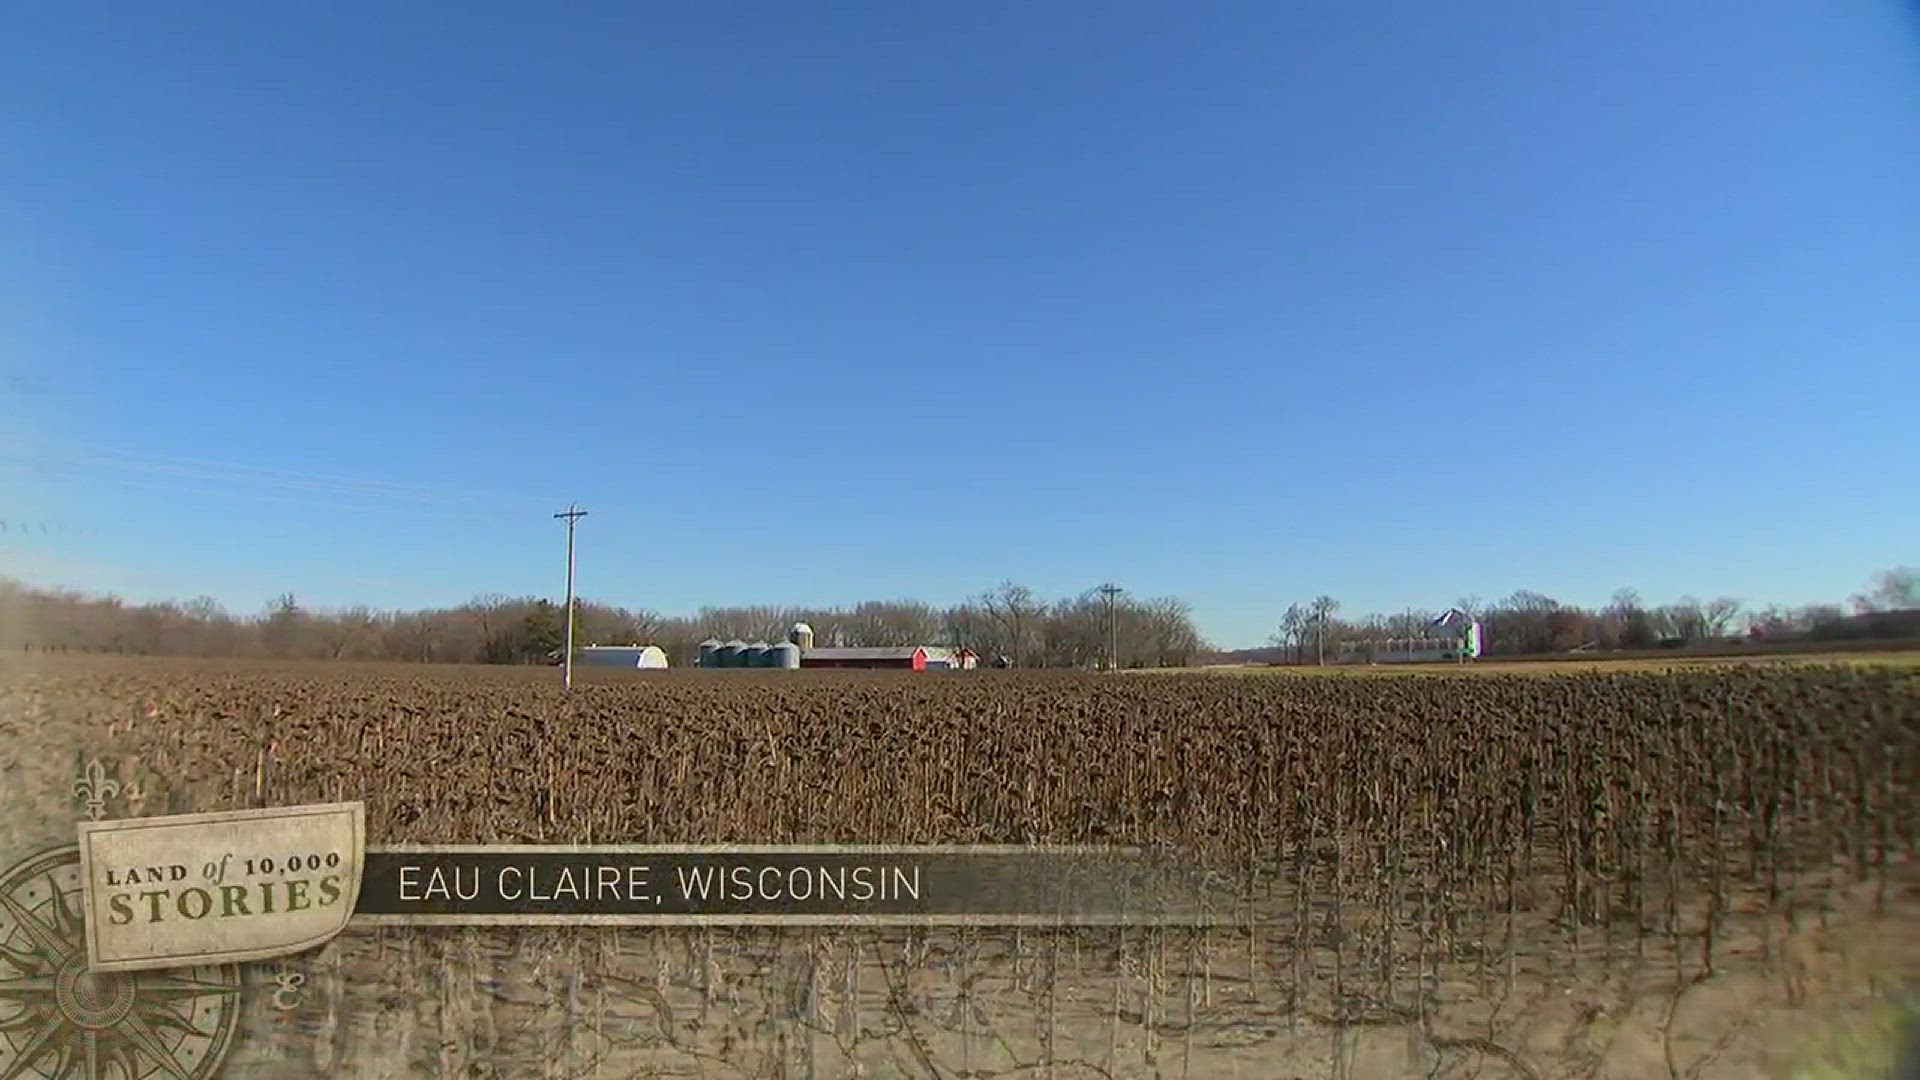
[3, 2, 1916, 648]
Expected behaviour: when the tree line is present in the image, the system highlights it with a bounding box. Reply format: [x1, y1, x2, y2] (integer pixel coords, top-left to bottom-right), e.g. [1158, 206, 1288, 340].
[0, 579, 1205, 669]
[5, 567, 1911, 668]
[1258, 567, 1919, 663]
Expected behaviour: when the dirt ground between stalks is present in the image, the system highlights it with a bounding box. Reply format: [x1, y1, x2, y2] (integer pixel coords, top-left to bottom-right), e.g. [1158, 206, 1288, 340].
[3, 653, 1914, 1078]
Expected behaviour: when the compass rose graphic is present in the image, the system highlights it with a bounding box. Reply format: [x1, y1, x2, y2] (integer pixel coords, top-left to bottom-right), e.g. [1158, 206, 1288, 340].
[0, 846, 241, 1078]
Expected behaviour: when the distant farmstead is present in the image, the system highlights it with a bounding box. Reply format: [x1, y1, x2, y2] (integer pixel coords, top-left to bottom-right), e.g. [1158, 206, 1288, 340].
[797, 646, 979, 671]
[692, 625, 979, 671]
[1336, 609, 1483, 665]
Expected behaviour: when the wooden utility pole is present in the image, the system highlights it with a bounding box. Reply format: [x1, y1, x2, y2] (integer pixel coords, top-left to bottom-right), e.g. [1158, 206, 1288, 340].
[554, 504, 588, 689]
[1097, 583, 1124, 672]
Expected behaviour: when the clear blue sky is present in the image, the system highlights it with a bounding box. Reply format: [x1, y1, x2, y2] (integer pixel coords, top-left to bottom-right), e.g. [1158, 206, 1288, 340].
[3, 2, 1916, 648]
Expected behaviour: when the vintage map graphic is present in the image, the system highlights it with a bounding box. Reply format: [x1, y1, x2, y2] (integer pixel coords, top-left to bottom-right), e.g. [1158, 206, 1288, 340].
[0, 845, 243, 1079]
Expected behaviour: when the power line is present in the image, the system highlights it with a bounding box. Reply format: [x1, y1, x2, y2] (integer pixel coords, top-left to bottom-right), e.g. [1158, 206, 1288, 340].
[4, 451, 557, 528]
[0, 520, 85, 538]
[3, 445, 504, 512]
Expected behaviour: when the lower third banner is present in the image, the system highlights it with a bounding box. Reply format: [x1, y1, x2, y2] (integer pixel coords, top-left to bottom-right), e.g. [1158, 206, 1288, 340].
[352, 846, 1225, 926]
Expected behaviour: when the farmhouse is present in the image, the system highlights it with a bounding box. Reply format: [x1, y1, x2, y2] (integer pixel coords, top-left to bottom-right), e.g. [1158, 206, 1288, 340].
[923, 647, 979, 671]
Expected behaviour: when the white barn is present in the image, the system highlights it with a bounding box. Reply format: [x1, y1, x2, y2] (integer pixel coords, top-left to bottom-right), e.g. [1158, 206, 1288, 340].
[576, 645, 669, 669]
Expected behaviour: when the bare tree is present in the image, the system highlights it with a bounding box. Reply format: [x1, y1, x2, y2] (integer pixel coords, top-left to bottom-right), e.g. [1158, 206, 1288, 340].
[1381, 609, 1438, 639]
[691, 605, 794, 644]
[1480, 590, 1566, 654]
[328, 606, 382, 660]
[1309, 595, 1340, 665]
[1702, 597, 1743, 639]
[1140, 596, 1204, 667]
[1602, 588, 1656, 650]
[1269, 603, 1310, 664]
[1853, 567, 1919, 614]
[260, 594, 311, 658]
[941, 602, 992, 654]
[1659, 596, 1714, 644]
[846, 600, 944, 647]
[1039, 591, 1107, 669]
[978, 581, 1044, 667]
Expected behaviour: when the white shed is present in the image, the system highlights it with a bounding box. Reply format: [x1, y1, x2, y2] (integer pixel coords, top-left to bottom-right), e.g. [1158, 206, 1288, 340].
[576, 645, 669, 669]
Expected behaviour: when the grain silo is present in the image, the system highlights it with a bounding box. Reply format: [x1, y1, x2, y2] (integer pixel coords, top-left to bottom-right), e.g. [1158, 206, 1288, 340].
[770, 641, 801, 669]
[697, 639, 723, 669]
[719, 640, 748, 668]
[745, 641, 771, 667]
[788, 622, 815, 652]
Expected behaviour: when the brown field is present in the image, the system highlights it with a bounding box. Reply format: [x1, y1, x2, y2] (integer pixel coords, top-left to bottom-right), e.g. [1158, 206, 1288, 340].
[2, 655, 1916, 1078]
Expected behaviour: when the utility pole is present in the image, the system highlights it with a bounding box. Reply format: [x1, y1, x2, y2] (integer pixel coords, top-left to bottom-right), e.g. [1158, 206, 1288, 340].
[1097, 583, 1124, 672]
[554, 504, 588, 690]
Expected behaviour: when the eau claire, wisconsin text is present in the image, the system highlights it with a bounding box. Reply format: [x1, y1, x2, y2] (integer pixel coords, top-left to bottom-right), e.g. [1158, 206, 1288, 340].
[398, 862, 925, 906]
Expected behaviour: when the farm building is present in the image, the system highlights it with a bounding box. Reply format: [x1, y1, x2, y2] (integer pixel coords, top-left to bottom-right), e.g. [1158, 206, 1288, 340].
[795, 645, 981, 671]
[1337, 609, 1483, 665]
[798, 646, 932, 670]
[575, 645, 669, 669]
[695, 636, 801, 668]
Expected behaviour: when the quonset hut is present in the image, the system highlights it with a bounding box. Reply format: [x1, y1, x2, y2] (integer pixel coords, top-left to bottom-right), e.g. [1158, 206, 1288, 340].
[575, 645, 669, 669]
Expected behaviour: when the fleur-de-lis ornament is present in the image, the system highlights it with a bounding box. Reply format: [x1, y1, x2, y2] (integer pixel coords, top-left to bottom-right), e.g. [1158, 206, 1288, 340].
[75, 756, 121, 821]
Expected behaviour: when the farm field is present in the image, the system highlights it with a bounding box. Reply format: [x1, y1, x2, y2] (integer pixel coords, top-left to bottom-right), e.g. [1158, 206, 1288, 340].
[2, 655, 1916, 1077]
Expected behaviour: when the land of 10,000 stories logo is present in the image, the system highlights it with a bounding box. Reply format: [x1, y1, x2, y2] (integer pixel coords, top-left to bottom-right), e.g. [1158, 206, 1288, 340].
[0, 760, 360, 1079]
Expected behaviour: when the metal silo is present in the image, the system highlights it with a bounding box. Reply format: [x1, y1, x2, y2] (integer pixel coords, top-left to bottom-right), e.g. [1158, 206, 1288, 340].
[719, 640, 748, 668]
[770, 641, 801, 669]
[746, 641, 771, 667]
[789, 622, 815, 652]
[697, 639, 723, 669]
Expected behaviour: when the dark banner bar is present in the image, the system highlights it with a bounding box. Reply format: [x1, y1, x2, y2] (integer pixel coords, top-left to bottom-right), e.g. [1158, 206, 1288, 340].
[352, 847, 1223, 925]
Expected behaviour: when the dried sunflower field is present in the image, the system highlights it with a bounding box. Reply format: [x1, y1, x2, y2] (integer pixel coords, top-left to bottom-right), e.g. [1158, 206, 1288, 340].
[2, 655, 1915, 1078]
